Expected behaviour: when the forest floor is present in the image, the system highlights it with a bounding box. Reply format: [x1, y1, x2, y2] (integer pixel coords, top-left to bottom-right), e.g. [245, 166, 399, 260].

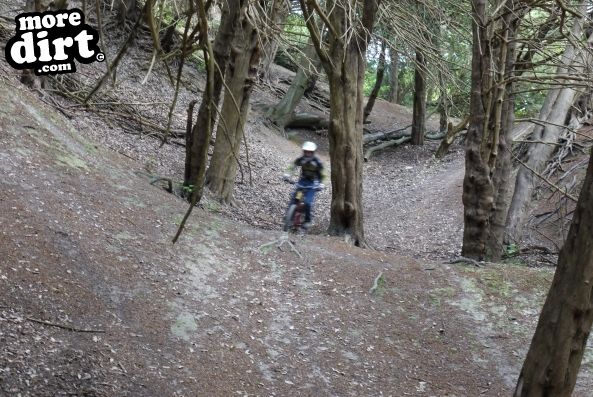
[1, 3, 593, 396]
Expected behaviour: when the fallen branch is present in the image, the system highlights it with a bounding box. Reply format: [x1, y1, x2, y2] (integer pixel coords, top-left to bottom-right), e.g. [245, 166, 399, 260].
[27, 317, 105, 333]
[520, 245, 558, 255]
[435, 115, 469, 159]
[83, 10, 143, 104]
[48, 74, 184, 141]
[364, 136, 411, 161]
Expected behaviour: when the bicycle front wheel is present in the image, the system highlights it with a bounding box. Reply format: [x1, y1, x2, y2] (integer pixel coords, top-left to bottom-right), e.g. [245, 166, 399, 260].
[283, 204, 297, 232]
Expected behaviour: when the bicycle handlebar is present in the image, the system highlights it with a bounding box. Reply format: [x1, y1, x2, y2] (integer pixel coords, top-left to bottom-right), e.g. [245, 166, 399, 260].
[283, 178, 324, 191]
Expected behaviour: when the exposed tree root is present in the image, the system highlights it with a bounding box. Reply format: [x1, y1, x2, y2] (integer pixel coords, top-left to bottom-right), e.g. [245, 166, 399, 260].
[259, 233, 303, 259]
[369, 272, 385, 295]
[443, 256, 482, 267]
[27, 317, 105, 333]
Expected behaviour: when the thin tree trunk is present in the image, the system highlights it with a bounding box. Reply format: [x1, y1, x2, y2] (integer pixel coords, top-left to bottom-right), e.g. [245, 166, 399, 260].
[388, 47, 399, 104]
[514, 152, 593, 396]
[259, 0, 289, 81]
[435, 23, 448, 133]
[411, 49, 426, 145]
[505, 14, 590, 244]
[438, 71, 449, 133]
[184, 0, 243, 188]
[205, 2, 261, 203]
[180, 0, 214, 206]
[487, 79, 516, 257]
[363, 38, 387, 123]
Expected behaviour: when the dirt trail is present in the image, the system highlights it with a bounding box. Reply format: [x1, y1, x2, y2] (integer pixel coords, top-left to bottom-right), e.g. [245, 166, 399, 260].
[363, 142, 465, 259]
[0, 79, 504, 396]
[1, 9, 593, 392]
[3, 73, 593, 396]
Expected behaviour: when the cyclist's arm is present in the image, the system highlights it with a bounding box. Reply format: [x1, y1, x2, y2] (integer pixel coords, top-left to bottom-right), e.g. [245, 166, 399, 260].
[317, 159, 327, 183]
[284, 158, 300, 177]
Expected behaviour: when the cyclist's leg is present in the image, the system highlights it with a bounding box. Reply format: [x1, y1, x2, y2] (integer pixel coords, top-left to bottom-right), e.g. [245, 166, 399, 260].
[303, 188, 316, 223]
[288, 186, 298, 206]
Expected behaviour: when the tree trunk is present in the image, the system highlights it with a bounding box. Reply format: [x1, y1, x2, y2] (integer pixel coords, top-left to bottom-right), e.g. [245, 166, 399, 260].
[435, 23, 448, 133]
[461, 19, 491, 258]
[205, 2, 261, 203]
[438, 71, 449, 133]
[505, 14, 590, 244]
[514, 152, 593, 396]
[116, 0, 139, 23]
[388, 47, 399, 104]
[184, 0, 243, 188]
[326, 52, 366, 244]
[299, 0, 379, 245]
[487, 80, 516, 258]
[411, 49, 426, 145]
[462, 0, 520, 260]
[363, 38, 387, 123]
[259, 0, 289, 81]
[21, 0, 45, 89]
[267, 41, 321, 128]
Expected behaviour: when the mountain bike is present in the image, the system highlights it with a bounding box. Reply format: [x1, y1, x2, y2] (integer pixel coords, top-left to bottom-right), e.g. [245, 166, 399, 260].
[283, 179, 323, 233]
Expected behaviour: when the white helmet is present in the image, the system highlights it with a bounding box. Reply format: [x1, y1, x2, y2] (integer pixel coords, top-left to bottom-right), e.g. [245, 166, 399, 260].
[302, 141, 317, 152]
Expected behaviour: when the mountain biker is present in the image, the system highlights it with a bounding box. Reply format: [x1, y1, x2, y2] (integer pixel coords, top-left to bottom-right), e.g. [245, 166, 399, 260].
[283, 141, 325, 230]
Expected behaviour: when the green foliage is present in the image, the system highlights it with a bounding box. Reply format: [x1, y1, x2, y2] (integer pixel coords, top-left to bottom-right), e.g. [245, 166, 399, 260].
[515, 70, 551, 117]
[189, 51, 206, 72]
[275, 14, 310, 72]
[480, 270, 512, 298]
[429, 287, 456, 306]
[363, 64, 393, 99]
[501, 244, 526, 266]
[397, 64, 416, 106]
[504, 243, 520, 258]
[205, 201, 221, 213]
[283, 14, 309, 47]
[363, 68, 377, 95]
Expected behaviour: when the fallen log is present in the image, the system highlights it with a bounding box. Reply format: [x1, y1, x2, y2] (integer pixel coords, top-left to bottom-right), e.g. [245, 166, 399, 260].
[364, 136, 411, 161]
[363, 126, 445, 145]
[363, 125, 412, 144]
[285, 112, 329, 130]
